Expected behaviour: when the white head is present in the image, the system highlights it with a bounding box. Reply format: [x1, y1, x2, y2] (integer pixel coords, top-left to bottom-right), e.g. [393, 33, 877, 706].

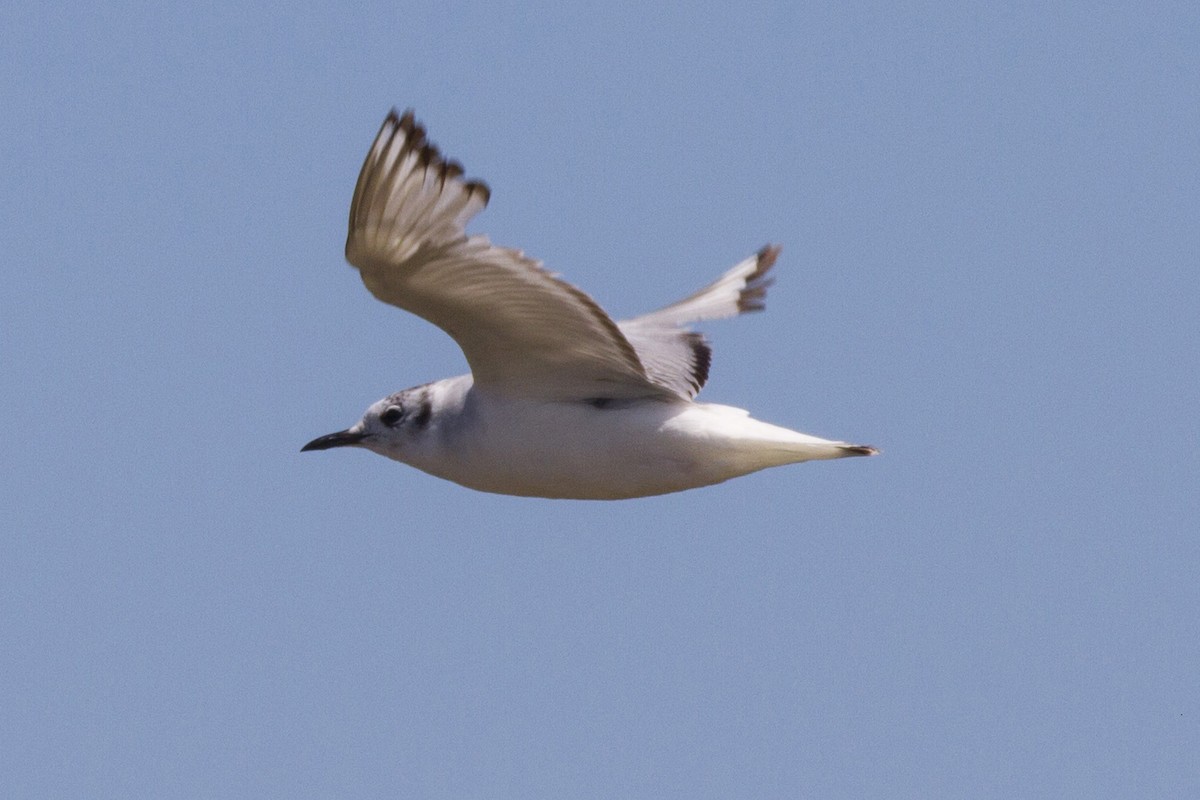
[301, 383, 436, 460]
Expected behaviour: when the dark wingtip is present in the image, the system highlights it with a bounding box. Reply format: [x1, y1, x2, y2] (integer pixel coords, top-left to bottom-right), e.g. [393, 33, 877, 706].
[381, 107, 490, 205]
[756, 244, 781, 270]
[395, 108, 417, 131]
[441, 159, 465, 180]
[466, 180, 492, 206]
[736, 245, 781, 313]
[686, 333, 712, 393]
[839, 444, 879, 457]
[391, 109, 426, 152]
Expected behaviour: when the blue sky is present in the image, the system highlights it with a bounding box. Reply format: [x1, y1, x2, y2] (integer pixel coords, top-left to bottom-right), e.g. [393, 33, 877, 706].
[3, 2, 1198, 797]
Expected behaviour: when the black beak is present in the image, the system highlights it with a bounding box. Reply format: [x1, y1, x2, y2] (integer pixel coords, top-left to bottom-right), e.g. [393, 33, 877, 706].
[301, 429, 367, 452]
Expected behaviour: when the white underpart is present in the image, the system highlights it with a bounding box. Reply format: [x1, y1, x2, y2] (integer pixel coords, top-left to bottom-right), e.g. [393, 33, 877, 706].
[357, 377, 865, 499]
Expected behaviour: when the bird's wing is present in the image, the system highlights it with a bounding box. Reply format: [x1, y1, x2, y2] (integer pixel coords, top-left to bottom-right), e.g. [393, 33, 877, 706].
[626, 245, 778, 327]
[345, 110, 672, 401]
[617, 246, 779, 398]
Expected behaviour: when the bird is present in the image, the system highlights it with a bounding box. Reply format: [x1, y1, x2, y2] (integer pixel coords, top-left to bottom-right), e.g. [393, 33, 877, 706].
[302, 109, 877, 499]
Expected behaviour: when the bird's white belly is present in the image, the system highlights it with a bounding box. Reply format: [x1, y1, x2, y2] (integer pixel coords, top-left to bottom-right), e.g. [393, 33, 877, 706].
[413, 395, 826, 500]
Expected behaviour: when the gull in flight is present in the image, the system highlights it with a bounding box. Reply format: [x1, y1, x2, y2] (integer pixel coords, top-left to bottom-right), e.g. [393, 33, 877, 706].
[302, 109, 877, 499]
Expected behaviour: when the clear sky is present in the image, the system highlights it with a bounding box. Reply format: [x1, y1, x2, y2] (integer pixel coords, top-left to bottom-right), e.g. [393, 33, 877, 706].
[3, 2, 1198, 797]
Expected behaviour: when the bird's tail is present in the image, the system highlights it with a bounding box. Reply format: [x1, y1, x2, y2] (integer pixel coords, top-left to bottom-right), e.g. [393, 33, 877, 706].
[836, 444, 879, 457]
[766, 438, 878, 464]
[689, 404, 878, 471]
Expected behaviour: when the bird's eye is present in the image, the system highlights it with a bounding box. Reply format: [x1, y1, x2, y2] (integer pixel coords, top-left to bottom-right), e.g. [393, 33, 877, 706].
[380, 406, 404, 427]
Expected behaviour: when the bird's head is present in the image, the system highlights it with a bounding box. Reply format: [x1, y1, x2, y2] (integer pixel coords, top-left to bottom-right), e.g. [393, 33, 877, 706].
[302, 386, 436, 458]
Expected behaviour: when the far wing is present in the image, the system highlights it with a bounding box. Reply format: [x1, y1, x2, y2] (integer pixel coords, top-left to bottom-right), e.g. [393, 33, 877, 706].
[617, 246, 780, 398]
[628, 245, 778, 328]
[345, 110, 670, 401]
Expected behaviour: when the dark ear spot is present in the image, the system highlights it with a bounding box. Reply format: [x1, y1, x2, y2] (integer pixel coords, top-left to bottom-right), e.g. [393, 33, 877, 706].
[411, 396, 433, 429]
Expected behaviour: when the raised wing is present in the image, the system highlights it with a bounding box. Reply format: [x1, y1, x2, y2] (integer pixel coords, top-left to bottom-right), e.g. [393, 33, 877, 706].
[617, 246, 779, 398]
[345, 110, 670, 401]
